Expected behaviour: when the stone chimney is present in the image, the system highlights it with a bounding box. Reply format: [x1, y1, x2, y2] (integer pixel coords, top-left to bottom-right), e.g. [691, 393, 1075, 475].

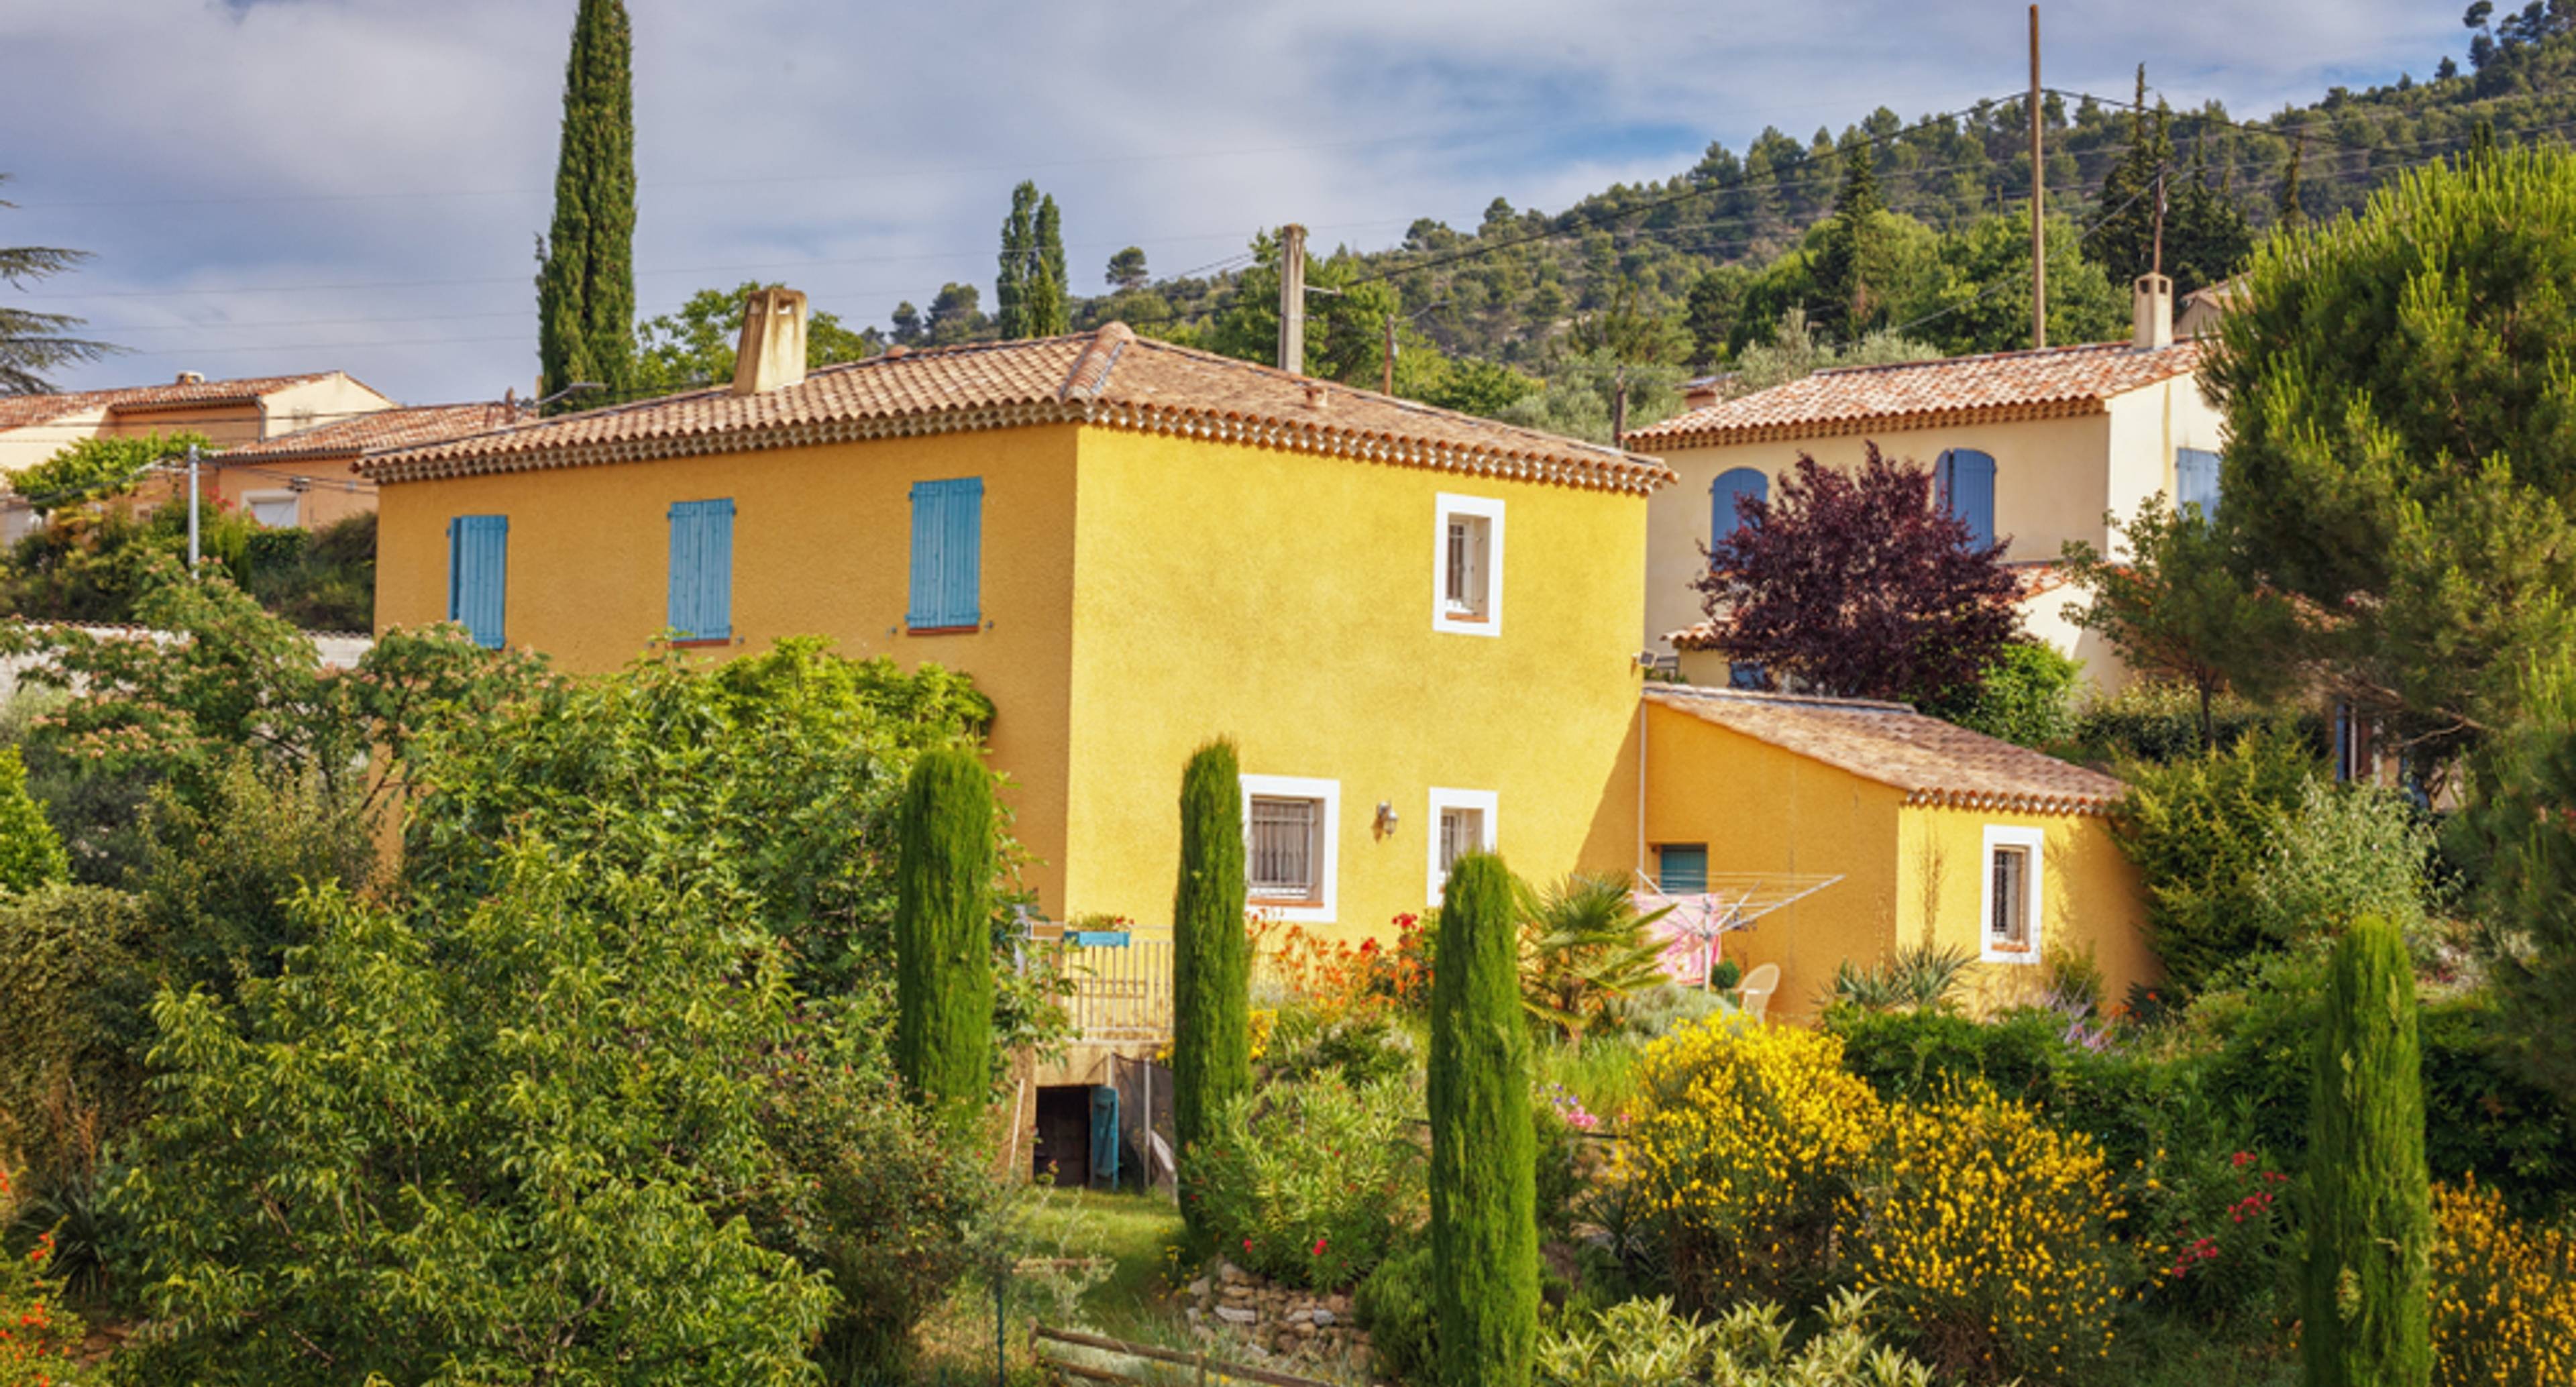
[2131, 273, 2174, 351]
[175, 371, 205, 385]
[731, 287, 809, 395]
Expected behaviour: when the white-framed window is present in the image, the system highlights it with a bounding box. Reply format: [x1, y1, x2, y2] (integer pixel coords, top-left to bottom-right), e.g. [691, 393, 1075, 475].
[1432, 493, 1505, 636]
[244, 490, 300, 529]
[1240, 773, 1340, 922]
[1424, 786, 1499, 905]
[1979, 825, 2046, 963]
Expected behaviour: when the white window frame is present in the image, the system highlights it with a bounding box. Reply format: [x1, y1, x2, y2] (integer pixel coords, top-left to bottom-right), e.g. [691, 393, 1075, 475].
[1432, 493, 1505, 637]
[1424, 787, 1499, 906]
[1240, 773, 1340, 923]
[1979, 825, 2046, 964]
[244, 489, 301, 529]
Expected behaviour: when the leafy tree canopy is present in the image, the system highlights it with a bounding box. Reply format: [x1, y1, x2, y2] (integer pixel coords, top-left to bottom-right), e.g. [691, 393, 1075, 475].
[9, 431, 211, 512]
[2059, 497, 2299, 751]
[633, 282, 881, 392]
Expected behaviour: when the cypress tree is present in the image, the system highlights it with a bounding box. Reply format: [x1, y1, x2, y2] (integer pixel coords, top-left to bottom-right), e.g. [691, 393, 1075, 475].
[1430, 852, 1537, 1387]
[893, 746, 997, 1120]
[996, 182, 1038, 339]
[0, 747, 65, 893]
[1171, 738, 1249, 1243]
[1028, 194, 1070, 337]
[535, 0, 636, 406]
[1811, 135, 1883, 341]
[2302, 913, 2432, 1387]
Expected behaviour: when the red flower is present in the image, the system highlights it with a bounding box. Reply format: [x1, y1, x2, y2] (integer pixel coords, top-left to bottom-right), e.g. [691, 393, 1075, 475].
[1311, 1236, 1328, 1257]
[1242, 1237, 1252, 1252]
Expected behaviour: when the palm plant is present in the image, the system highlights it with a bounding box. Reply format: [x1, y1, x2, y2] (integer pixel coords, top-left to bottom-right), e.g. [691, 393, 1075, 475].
[1517, 872, 1673, 1040]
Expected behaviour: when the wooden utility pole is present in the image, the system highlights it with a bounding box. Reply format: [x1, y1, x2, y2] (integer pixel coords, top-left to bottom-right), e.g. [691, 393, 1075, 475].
[2151, 164, 2167, 279]
[2029, 5, 2046, 350]
[1278, 223, 1308, 373]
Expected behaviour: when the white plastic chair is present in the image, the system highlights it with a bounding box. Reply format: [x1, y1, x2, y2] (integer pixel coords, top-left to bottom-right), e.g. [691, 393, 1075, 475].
[1736, 962, 1781, 1023]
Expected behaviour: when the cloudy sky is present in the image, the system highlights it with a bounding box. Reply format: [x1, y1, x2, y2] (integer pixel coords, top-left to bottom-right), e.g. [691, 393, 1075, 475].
[3, 0, 2460, 405]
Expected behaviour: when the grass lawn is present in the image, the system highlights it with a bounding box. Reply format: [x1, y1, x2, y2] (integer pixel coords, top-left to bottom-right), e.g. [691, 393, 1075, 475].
[1012, 1186, 1187, 1339]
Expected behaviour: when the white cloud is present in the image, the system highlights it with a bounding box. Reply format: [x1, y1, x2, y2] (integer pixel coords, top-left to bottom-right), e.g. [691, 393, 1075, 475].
[0, 0, 2460, 401]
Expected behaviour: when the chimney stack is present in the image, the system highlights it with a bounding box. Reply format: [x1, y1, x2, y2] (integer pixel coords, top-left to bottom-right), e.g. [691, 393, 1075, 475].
[175, 371, 205, 385]
[732, 287, 810, 395]
[2131, 273, 2174, 351]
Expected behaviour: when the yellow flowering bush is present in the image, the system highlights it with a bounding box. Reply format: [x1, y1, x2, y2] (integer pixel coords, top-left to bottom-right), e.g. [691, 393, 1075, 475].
[1842, 1085, 2129, 1383]
[2430, 1179, 2576, 1387]
[1619, 1017, 1883, 1305]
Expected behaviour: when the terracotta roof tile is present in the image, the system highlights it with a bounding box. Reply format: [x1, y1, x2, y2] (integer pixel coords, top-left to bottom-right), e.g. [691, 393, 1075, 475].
[1646, 684, 2124, 815]
[360, 325, 1674, 495]
[221, 401, 533, 464]
[1624, 339, 2204, 449]
[0, 373, 341, 432]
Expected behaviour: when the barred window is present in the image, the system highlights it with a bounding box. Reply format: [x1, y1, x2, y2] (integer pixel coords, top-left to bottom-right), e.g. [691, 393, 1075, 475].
[1249, 795, 1322, 902]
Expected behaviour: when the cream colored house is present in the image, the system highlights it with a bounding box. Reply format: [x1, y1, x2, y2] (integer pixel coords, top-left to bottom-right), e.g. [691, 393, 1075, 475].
[0, 371, 396, 539]
[217, 401, 531, 533]
[1624, 278, 2220, 690]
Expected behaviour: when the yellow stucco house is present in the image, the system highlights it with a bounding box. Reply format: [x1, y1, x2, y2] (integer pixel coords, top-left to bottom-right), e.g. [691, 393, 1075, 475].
[1626, 277, 2219, 690]
[1641, 685, 2152, 1022]
[0, 370, 396, 539]
[362, 292, 1668, 939]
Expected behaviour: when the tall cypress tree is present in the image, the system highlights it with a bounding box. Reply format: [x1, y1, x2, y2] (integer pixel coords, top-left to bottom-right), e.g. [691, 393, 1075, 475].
[1171, 738, 1249, 1243]
[2093, 70, 2178, 286]
[996, 182, 1038, 340]
[1430, 852, 1537, 1387]
[1028, 194, 1070, 337]
[1810, 134, 1883, 341]
[2303, 914, 2432, 1387]
[535, 0, 636, 406]
[893, 746, 998, 1121]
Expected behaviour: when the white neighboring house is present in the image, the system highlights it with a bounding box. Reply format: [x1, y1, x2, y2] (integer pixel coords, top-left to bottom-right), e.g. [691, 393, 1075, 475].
[1622, 276, 2224, 692]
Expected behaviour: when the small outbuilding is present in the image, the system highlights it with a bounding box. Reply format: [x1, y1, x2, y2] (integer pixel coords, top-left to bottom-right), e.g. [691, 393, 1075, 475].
[1639, 685, 2153, 1023]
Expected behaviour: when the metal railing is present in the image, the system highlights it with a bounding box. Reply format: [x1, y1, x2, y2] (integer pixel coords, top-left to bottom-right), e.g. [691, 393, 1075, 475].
[1059, 938, 1174, 1043]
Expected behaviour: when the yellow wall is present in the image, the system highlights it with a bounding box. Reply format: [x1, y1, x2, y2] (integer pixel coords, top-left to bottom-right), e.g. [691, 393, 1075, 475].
[1059, 428, 1646, 941]
[1640, 700, 2157, 1022]
[1897, 801, 2160, 1015]
[374, 425, 1085, 913]
[1639, 702, 1907, 1021]
[372, 421, 1652, 935]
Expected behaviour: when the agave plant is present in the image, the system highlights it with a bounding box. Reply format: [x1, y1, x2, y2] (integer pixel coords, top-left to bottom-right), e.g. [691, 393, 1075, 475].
[1518, 871, 1674, 1040]
[1829, 940, 1976, 1014]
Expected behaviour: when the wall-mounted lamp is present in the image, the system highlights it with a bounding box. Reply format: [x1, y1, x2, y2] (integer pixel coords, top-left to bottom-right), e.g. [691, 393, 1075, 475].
[1374, 801, 1400, 838]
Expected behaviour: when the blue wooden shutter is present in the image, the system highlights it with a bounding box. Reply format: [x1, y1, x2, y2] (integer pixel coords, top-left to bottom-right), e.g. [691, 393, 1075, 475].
[666, 498, 735, 640]
[1937, 449, 1996, 550]
[446, 514, 507, 649]
[1709, 467, 1768, 545]
[1089, 1085, 1121, 1190]
[1658, 844, 1709, 895]
[2176, 448, 2222, 517]
[907, 478, 983, 630]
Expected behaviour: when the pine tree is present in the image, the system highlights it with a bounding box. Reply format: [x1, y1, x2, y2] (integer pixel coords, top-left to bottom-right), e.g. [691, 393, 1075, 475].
[1810, 135, 1884, 341]
[2092, 71, 2178, 285]
[2167, 129, 2253, 295]
[1028, 195, 1070, 337]
[535, 0, 635, 406]
[0, 747, 66, 892]
[2303, 913, 2432, 1387]
[996, 182, 1038, 339]
[1, 175, 111, 396]
[2467, 665, 2576, 1103]
[1171, 738, 1249, 1243]
[2277, 127, 2309, 227]
[1430, 852, 1537, 1387]
[893, 746, 997, 1120]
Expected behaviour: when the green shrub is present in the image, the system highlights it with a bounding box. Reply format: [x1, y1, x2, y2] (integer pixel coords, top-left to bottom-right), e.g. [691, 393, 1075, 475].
[2303, 914, 2432, 1387]
[1261, 1001, 1417, 1086]
[1430, 851, 1538, 1386]
[1614, 980, 1731, 1038]
[1823, 1004, 2074, 1110]
[0, 885, 152, 1197]
[1173, 738, 1250, 1246]
[241, 512, 376, 631]
[2073, 680, 2325, 765]
[112, 846, 850, 1384]
[0, 1166, 101, 1386]
[1354, 1240, 1438, 1384]
[893, 746, 998, 1118]
[1537, 1290, 1937, 1387]
[2112, 728, 2321, 995]
[1921, 639, 2079, 749]
[1193, 1074, 1424, 1290]
[0, 746, 66, 893]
